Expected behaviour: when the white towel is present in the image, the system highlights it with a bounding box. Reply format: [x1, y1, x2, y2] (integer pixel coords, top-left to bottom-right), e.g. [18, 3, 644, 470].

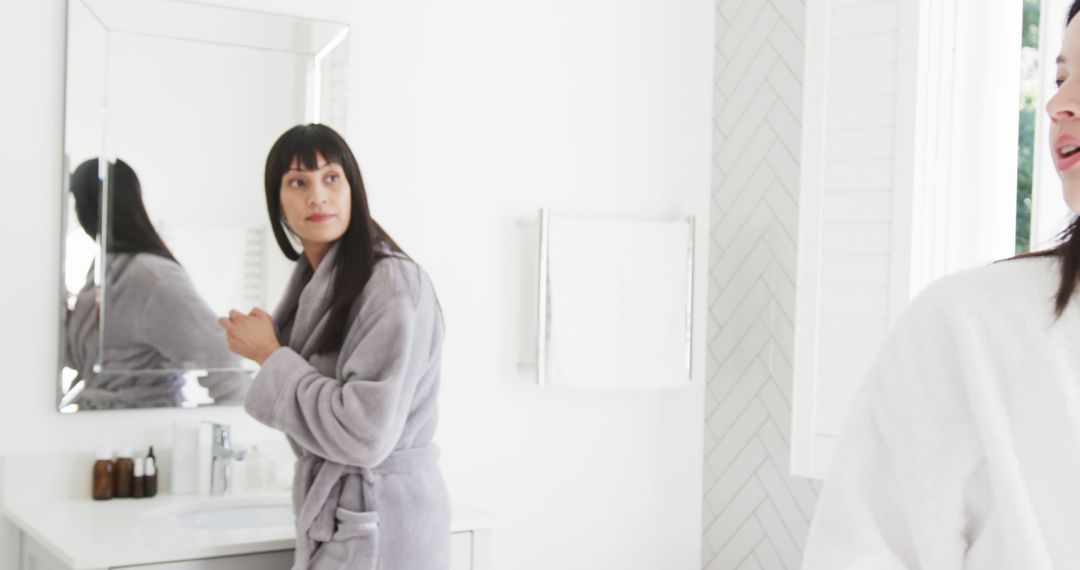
[545, 215, 691, 389]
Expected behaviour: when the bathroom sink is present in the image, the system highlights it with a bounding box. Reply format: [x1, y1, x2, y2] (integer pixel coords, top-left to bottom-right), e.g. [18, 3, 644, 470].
[151, 498, 294, 530]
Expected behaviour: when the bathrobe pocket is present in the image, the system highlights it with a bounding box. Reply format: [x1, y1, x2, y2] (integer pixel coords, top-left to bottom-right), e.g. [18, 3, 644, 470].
[309, 508, 379, 570]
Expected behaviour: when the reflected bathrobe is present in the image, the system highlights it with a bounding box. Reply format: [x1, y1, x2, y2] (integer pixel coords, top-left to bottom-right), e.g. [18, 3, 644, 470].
[802, 256, 1080, 569]
[244, 242, 450, 570]
[66, 253, 246, 408]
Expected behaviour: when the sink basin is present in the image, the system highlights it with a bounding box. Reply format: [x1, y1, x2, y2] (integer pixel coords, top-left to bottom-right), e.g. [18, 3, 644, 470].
[150, 498, 294, 530]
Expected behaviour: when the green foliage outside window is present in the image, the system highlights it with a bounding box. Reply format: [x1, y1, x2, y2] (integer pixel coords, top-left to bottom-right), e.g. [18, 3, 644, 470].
[1017, 0, 1040, 253]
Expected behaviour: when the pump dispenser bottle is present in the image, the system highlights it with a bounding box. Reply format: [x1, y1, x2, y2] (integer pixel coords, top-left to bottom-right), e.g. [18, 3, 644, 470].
[132, 457, 145, 498]
[144, 446, 158, 498]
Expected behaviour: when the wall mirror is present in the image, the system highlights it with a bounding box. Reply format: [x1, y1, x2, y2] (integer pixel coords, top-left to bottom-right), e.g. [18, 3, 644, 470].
[60, 0, 348, 412]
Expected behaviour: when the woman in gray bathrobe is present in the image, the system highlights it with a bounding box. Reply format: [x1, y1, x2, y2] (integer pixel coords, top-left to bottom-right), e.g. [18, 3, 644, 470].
[219, 124, 450, 570]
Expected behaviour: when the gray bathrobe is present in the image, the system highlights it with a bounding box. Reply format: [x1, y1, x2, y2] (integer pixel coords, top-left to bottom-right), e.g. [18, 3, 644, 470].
[65, 253, 247, 408]
[244, 241, 450, 570]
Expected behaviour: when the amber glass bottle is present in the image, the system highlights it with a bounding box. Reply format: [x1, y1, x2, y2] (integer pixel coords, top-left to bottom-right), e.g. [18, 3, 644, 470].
[114, 447, 134, 498]
[92, 448, 114, 501]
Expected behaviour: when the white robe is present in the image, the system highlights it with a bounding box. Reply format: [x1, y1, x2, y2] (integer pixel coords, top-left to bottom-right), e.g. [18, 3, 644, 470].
[802, 256, 1080, 569]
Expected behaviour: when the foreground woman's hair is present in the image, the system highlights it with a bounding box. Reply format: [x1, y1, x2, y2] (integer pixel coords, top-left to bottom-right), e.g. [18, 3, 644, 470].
[264, 124, 405, 354]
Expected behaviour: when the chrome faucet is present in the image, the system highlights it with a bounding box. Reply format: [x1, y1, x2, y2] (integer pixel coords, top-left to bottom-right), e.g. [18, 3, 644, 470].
[204, 421, 246, 496]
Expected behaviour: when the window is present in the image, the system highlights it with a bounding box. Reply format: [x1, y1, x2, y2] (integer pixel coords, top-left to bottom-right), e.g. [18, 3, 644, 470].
[1028, 0, 1076, 251]
[1017, 0, 1039, 253]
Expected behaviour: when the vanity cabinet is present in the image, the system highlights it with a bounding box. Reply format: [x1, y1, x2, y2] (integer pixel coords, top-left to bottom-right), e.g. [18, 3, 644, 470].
[19, 529, 490, 570]
[5, 455, 496, 570]
[113, 550, 292, 569]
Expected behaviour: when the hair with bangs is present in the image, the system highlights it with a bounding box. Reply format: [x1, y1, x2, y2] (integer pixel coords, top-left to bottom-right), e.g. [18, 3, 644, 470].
[264, 124, 405, 355]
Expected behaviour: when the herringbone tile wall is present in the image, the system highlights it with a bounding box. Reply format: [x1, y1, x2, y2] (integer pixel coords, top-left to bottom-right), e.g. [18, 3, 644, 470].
[704, 0, 823, 567]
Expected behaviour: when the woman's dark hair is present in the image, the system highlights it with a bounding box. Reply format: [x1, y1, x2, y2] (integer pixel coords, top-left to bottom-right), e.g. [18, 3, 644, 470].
[70, 158, 177, 263]
[264, 124, 405, 355]
[1008, 1, 1080, 316]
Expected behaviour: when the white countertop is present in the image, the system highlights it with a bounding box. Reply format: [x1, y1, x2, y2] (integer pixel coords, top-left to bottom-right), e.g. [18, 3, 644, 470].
[1, 453, 496, 569]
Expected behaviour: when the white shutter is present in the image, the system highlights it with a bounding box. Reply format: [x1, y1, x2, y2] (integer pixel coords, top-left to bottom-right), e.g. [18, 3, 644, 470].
[791, 0, 1021, 480]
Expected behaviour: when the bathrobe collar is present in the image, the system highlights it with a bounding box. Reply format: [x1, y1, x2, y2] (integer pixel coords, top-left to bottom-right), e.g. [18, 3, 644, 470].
[272, 241, 336, 358]
[273, 239, 395, 358]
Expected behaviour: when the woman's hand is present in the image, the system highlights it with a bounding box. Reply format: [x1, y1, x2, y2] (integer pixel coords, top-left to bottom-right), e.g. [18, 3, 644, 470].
[218, 308, 282, 365]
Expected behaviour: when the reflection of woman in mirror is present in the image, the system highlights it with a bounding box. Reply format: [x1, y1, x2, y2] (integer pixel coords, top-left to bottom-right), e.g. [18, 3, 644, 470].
[803, 2, 1080, 567]
[219, 124, 449, 569]
[66, 158, 247, 409]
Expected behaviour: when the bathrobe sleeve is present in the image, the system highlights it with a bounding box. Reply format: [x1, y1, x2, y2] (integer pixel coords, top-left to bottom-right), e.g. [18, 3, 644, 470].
[801, 284, 987, 569]
[244, 271, 438, 468]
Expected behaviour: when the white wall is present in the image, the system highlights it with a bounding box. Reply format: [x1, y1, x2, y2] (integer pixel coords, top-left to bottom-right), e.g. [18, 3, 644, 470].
[0, 0, 713, 569]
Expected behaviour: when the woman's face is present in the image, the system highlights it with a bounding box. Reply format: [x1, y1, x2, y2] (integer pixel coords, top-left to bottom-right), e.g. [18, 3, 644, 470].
[1049, 16, 1080, 212]
[279, 152, 352, 252]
